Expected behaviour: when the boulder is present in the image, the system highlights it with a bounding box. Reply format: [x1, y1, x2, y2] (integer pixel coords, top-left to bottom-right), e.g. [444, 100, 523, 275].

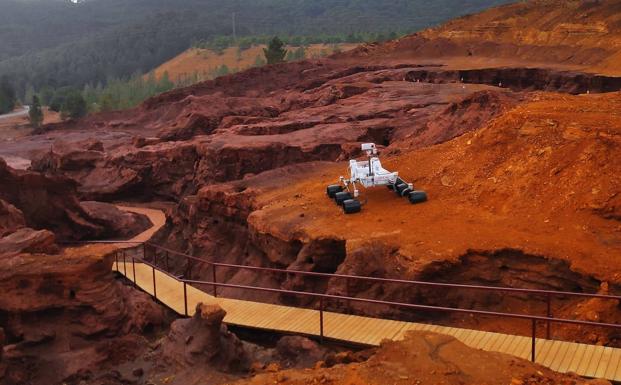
[275, 336, 327, 367]
[161, 303, 249, 370]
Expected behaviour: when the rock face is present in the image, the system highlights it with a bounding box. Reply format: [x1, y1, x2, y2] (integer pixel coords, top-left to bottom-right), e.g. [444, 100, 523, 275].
[0, 157, 102, 240]
[0, 158, 151, 243]
[0, 246, 166, 384]
[232, 331, 610, 385]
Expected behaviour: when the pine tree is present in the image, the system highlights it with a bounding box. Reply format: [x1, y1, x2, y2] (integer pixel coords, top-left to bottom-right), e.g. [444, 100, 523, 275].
[61, 90, 87, 119]
[263, 37, 287, 65]
[28, 95, 44, 128]
[0, 77, 16, 114]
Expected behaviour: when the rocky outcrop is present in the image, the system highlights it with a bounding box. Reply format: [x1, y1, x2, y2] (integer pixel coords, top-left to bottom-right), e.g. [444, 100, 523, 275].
[0, 246, 167, 384]
[0, 158, 152, 242]
[0, 158, 102, 240]
[160, 303, 248, 371]
[0, 227, 58, 256]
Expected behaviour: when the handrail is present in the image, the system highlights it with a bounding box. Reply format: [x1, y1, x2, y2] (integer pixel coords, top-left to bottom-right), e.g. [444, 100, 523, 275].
[181, 277, 621, 330]
[111, 246, 621, 363]
[144, 242, 621, 302]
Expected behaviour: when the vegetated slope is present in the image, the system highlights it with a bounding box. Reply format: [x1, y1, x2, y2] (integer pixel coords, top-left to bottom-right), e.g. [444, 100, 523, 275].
[351, 0, 621, 74]
[0, 0, 513, 95]
[152, 44, 359, 82]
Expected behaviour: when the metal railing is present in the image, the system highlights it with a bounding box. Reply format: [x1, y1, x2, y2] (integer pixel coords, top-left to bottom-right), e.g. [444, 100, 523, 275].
[101, 240, 621, 362]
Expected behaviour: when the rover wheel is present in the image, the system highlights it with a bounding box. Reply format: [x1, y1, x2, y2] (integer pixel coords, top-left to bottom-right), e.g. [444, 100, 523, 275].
[409, 190, 428, 204]
[396, 183, 408, 195]
[343, 199, 362, 214]
[326, 184, 343, 198]
[334, 191, 352, 206]
[400, 187, 412, 197]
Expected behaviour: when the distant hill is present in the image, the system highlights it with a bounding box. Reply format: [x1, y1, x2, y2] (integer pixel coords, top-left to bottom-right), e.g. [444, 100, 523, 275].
[0, 0, 514, 96]
[357, 0, 621, 75]
[152, 44, 359, 83]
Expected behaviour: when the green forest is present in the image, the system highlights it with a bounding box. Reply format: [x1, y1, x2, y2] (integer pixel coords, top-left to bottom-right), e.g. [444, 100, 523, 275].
[0, 0, 514, 115]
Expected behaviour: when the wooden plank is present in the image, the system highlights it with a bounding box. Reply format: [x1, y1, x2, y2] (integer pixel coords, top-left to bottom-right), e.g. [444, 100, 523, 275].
[594, 346, 615, 380]
[381, 321, 412, 345]
[472, 332, 494, 349]
[558, 343, 584, 374]
[463, 330, 485, 347]
[450, 328, 470, 343]
[330, 314, 362, 340]
[540, 340, 561, 367]
[605, 346, 621, 381]
[349, 316, 379, 342]
[361, 319, 404, 346]
[548, 341, 572, 372]
[575, 344, 598, 375]
[584, 346, 606, 378]
[513, 336, 534, 360]
[488, 333, 509, 353]
[494, 334, 515, 354]
[480, 333, 503, 351]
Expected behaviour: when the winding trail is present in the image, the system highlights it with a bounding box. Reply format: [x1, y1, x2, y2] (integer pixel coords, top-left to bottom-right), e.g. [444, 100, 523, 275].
[115, 205, 166, 245]
[0, 106, 29, 121]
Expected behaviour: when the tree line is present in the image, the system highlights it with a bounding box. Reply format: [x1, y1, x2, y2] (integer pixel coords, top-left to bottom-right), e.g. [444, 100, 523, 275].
[7, 36, 340, 123]
[0, 0, 514, 100]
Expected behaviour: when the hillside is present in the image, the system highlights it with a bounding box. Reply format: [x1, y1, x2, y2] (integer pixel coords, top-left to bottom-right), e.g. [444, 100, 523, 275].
[0, 0, 513, 97]
[152, 44, 359, 82]
[352, 0, 621, 75]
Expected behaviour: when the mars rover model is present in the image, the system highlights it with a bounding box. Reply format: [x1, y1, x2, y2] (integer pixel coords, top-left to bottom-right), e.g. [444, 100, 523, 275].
[326, 143, 427, 214]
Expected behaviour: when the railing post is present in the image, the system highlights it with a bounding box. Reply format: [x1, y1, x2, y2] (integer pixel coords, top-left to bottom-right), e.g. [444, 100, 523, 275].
[152, 265, 157, 299]
[123, 250, 127, 276]
[212, 265, 218, 297]
[546, 293, 552, 339]
[132, 257, 137, 286]
[531, 318, 536, 362]
[183, 281, 188, 316]
[319, 297, 324, 344]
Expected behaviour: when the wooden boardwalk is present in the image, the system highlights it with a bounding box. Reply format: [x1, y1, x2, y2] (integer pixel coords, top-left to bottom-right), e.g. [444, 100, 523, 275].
[113, 260, 621, 381]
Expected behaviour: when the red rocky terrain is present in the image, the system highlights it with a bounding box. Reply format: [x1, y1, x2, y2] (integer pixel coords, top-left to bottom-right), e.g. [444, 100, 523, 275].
[2, 0, 621, 384]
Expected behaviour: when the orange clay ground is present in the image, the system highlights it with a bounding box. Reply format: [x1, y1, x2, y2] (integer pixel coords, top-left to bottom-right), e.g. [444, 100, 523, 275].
[249, 91, 621, 284]
[230, 332, 599, 385]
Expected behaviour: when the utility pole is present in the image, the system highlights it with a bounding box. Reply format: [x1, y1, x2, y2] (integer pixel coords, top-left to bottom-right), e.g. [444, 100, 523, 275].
[232, 12, 237, 42]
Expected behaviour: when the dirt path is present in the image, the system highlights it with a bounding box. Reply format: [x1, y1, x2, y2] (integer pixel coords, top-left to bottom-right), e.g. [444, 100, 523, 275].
[115, 205, 166, 246]
[0, 106, 29, 121]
